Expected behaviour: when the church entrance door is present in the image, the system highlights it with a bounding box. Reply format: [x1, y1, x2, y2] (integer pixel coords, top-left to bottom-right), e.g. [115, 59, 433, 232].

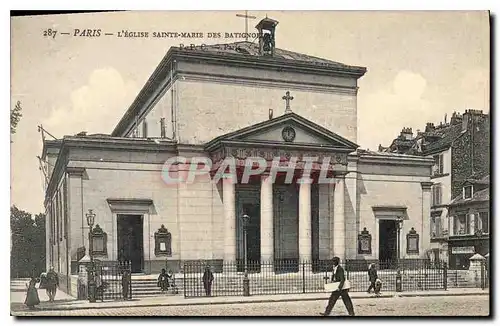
[379, 220, 398, 269]
[117, 214, 144, 273]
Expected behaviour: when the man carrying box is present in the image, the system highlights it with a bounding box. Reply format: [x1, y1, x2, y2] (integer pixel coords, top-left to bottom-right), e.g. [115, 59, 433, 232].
[320, 257, 355, 317]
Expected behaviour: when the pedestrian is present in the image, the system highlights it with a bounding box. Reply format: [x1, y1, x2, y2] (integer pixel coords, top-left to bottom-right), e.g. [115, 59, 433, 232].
[95, 271, 104, 301]
[374, 278, 382, 295]
[320, 256, 355, 316]
[45, 266, 59, 302]
[158, 268, 169, 292]
[202, 265, 214, 296]
[367, 263, 378, 294]
[24, 276, 40, 310]
[122, 270, 131, 300]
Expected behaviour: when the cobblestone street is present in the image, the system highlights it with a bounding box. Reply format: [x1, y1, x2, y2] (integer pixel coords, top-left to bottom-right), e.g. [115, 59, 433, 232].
[12, 295, 489, 317]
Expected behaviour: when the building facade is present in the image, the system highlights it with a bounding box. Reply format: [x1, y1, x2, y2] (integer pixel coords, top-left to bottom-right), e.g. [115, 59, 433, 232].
[448, 175, 490, 269]
[42, 18, 434, 293]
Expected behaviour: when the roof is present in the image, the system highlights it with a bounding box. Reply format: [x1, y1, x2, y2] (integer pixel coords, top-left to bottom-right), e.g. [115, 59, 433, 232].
[464, 174, 490, 185]
[191, 41, 357, 69]
[449, 188, 489, 206]
[423, 123, 463, 154]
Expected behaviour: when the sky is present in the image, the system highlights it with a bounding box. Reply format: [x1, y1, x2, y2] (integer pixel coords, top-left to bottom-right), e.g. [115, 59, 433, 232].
[10, 11, 490, 214]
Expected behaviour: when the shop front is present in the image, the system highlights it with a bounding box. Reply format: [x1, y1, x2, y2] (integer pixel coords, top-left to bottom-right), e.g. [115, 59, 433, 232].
[448, 235, 489, 269]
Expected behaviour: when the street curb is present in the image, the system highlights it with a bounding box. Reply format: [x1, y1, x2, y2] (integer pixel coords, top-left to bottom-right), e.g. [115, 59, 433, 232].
[14, 291, 489, 312]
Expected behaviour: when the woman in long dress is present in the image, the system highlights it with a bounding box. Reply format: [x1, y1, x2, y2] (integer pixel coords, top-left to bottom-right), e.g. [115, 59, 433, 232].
[24, 276, 40, 310]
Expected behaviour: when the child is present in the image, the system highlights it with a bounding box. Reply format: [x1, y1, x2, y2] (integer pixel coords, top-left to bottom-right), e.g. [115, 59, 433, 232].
[24, 276, 40, 310]
[374, 278, 382, 295]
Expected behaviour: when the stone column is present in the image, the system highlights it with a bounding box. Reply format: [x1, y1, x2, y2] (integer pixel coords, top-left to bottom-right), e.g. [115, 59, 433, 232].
[421, 182, 432, 257]
[298, 178, 312, 262]
[333, 173, 346, 261]
[223, 177, 236, 264]
[260, 173, 274, 263]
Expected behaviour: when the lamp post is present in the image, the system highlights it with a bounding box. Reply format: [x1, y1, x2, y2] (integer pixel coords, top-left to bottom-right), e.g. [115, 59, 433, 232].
[86, 209, 96, 302]
[242, 214, 250, 296]
[395, 217, 404, 292]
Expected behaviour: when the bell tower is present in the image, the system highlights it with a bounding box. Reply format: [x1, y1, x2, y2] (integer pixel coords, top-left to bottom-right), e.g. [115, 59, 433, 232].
[255, 17, 279, 56]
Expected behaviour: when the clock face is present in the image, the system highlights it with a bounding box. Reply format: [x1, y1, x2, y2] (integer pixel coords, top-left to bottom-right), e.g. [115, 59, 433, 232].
[282, 126, 296, 142]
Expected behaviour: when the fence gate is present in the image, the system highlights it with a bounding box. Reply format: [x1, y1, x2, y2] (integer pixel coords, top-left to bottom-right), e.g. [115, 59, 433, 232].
[94, 260, 132, 301]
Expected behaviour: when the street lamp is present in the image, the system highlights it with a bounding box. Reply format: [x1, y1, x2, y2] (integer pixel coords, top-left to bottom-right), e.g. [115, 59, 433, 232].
[241, 214, 250, 296]
[86, 209, 97, 302]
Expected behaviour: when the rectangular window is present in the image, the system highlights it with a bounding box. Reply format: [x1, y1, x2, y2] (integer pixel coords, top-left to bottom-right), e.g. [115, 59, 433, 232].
[463, 185, 473, 199]
[432, 154, 444, 175]
[432, 183, 442, 206]
[477, 211, 489, 234]
[160, 118, 166, 138]
[142, 120, 148, 138]
[431, 213, 442, 238]
[454, 214, 469, 235]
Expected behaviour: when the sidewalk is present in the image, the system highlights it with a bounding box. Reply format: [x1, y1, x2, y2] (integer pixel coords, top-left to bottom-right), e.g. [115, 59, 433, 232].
[12, 287, 489, 312]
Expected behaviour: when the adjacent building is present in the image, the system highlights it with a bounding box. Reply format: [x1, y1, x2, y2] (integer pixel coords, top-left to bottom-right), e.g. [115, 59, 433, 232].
[380, 109, 490, 266]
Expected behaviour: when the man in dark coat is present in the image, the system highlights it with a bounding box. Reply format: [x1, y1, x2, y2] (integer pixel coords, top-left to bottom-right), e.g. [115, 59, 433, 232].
[320, 257, 355, 316]
[202, 265, 214, 296]
[367, 263, 378, 293]
[45, 266, 59, 302]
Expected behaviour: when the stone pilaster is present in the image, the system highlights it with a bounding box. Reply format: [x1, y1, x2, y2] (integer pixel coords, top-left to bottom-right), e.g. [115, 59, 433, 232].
[333, 173, 346, 261]
[421, 181, 432, 256]
[223, 177, 236, 263]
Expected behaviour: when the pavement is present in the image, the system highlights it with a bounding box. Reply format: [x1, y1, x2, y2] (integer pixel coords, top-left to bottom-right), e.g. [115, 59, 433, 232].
[10, 279, 489, 313]
[11, 295, 490, 316]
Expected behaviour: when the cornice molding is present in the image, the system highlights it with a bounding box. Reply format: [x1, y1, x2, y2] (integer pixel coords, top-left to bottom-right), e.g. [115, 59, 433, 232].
[358, 154, 434, 167]
[177, 71, 358, 95]
[106, 198, 154, 214]
[421, 181, 434, 190]
[66, 167, 86, 176]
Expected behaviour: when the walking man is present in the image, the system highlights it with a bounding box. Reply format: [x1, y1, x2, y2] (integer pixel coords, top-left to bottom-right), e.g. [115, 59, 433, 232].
[320, 257, 355, 316]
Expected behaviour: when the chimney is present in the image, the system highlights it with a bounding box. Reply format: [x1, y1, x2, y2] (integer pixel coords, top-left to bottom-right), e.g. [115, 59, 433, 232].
[425, 123, 435, 132]
[400, 127, 413, 140]
[255, 17, 279, 56]
[450, 112, 462, 125]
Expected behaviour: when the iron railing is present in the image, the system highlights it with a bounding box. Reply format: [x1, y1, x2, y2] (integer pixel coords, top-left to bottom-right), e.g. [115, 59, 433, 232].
[182, 259, 488, 298]
[93, 260, 132, 301]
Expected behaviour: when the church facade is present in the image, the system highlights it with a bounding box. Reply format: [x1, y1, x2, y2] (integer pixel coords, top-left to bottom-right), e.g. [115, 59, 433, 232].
[42, 18, 434, 289]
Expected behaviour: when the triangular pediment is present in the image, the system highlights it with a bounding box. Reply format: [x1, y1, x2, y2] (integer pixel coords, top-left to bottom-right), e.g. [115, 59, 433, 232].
[205, 112, 359, 152]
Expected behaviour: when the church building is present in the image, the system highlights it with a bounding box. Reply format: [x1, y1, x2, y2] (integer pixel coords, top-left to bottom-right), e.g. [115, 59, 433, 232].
[42, 18, 434, 292]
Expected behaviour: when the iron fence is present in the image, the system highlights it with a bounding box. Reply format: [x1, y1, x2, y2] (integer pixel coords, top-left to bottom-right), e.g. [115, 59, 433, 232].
[182, 259, 487, 298]
[93, 260, 132, 301]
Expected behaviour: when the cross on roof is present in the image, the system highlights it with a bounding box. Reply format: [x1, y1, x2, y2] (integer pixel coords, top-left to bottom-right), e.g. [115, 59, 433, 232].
[282, 91, 294, 114]
[236, 11, 257, 41]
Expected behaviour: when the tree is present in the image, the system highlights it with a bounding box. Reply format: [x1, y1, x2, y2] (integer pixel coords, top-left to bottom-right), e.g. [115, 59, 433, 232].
[10, 101, 22, 135]
[10, 206, 46, 278]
